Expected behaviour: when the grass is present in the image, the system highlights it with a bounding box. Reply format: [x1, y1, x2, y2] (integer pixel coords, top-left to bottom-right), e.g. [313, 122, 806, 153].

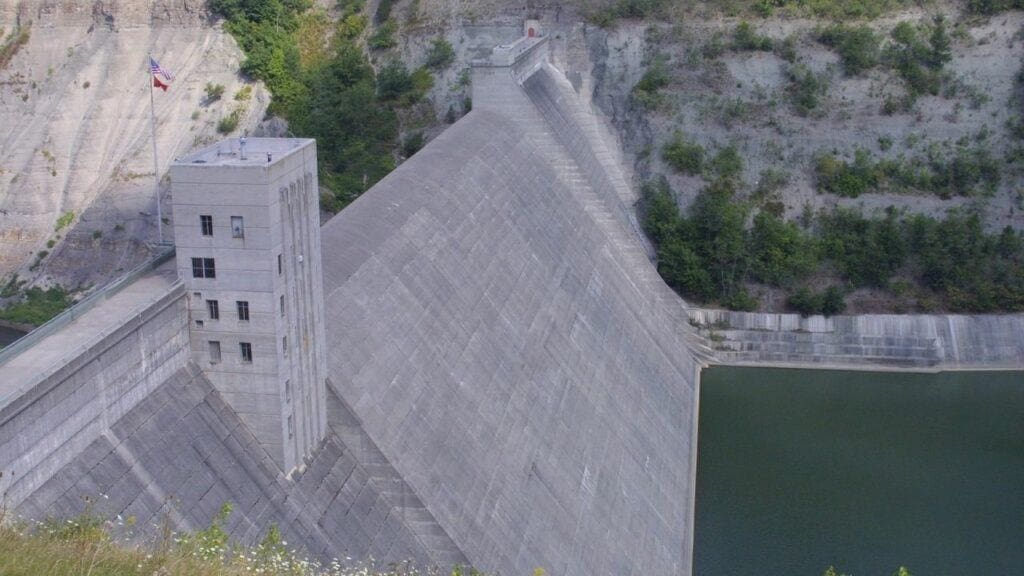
[0, 509, 479, 576]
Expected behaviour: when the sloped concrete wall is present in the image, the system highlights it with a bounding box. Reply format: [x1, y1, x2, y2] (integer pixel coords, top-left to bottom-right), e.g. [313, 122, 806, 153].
[0, 280, 188, 507]
[319, 105, 702, 576]
[17, 364, 450, 568]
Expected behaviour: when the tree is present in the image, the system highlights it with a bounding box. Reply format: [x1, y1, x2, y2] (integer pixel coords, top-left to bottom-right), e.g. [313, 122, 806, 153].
[928, 15, 952, 70]
[662, 132, 705, 176]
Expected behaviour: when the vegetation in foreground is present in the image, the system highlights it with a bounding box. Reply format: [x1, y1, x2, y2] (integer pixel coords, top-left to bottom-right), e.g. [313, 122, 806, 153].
[0, 508, 914, 576]
[0, 507, 481, 576]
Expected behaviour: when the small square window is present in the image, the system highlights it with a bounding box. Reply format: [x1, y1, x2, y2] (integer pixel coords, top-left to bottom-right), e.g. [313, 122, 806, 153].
[191, 257, 216, 279]
[231, 216, 244, 238]
[206, 299, 219, 320]
[195, 319, 204, 327]
[240, 342, 253, 363]
[200, 215, 213, 236]
[208, 341, 221, 364]
[236, 300, 250, 321]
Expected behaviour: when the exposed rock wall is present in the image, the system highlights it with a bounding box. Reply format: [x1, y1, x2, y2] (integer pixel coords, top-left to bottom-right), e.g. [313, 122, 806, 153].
[0, 0, 267, 287]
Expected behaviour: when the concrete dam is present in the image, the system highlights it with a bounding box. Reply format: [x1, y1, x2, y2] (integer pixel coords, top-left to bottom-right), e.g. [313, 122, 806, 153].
[1, 32, 1022, 576]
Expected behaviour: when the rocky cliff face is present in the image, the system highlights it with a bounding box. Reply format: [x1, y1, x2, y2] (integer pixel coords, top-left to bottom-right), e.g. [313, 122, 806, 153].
[0, 0, 267, 288]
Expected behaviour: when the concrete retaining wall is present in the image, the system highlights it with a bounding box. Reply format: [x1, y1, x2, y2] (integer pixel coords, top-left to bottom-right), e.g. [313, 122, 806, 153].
[0, 283, 189, 507]
[691, 308, 1024, 370]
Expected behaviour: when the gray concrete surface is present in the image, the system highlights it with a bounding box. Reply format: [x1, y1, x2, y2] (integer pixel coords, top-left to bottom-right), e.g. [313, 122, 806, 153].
[171, 137, 328, 475]
[0, 259, 186, 507]
[691, 309, 1024, 371]
[16, 362, 461, 568]
[320, 39, 702, 576]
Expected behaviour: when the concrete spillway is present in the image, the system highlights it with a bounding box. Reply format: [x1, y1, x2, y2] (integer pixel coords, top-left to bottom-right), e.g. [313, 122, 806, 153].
[318, 42, 703, 575]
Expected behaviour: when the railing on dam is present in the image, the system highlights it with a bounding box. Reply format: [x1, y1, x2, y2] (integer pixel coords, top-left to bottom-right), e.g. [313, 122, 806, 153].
[0, 246, 177, 368]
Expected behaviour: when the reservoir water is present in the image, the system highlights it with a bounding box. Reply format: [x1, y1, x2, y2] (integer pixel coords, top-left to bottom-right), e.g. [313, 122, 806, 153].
[694, 367, 1024, 576]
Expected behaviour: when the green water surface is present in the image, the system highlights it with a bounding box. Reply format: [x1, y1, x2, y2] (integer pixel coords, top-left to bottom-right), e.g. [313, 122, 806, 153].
[694, 367, 1024, 576]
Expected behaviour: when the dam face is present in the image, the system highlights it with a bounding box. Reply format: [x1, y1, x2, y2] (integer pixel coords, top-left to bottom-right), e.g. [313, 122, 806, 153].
[0, 33, 703, 575]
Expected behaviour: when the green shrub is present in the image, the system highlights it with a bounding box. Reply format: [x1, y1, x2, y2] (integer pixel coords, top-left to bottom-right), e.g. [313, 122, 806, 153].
[640, 179, 681, 246]
[0, 285, 74, 326]
[775, 34, 798, 63]
[216, 108, 242, 134]
[733, 21, 773, 51]
[819, 24, 880, 76]
[377, 60, 413, 100]
[750, 212, 817, 286]
[883, 18, 952, 99]
[633, 58, 670, 110]
[786, 64, 828, 116]
[369, 20, 397, 50]
[820, 209, 905, 287]
[204, 82, 226, 102]
[234, 85, 253, 101]
[662, 132, 704, 176]
[711, 145, 743, 180]
[54, 211, 74, 232]
[787, 286, 846, 316]
[425, 37, 455, 70]
[814, 149, 877, 197]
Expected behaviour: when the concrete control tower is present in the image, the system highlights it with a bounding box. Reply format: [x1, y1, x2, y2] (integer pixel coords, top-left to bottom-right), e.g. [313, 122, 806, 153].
[171, 138, 327, 475]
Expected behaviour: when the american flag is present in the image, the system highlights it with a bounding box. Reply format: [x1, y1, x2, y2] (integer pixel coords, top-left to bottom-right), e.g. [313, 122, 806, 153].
[150, 57, 174, 82]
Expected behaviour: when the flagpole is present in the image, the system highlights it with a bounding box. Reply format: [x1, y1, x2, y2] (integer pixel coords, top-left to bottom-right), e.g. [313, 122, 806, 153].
[148, 54, 163, 245]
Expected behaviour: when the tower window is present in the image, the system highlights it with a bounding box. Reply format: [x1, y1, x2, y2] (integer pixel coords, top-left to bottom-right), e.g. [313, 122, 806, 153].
[191, 257, 216, 279]
[282, 335, 288, 357]
[285, 379, 291, 403]
[200, 215, 213, 236]
[231, 216, 244, 238]
[277, 254, 283, 275]
[279, 295, 285, 318]
[236, 300, 250, 321]
[240, 342, 253, 363]
[206, 299, 219, 320]
[208, 341, 221, 364]
[287, 414, 294, 439]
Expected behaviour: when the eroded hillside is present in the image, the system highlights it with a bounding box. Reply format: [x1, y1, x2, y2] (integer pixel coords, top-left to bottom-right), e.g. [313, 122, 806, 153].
[0, 0, 267, 290]
[1, 0, 1021, 317]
